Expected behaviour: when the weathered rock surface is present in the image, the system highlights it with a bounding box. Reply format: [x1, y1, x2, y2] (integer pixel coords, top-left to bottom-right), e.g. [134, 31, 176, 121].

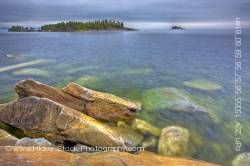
[232, 153, 250, 166]
[15, 79, 140, 122]
[0, 146, 220, 166]
[63, 82, 141, 122]
[0, 96, 128, 147]
[158, 126, 190, 156]
[15, 137, 53, 147]
[131, 118, 161, 137]
[0, 129, 18, 146]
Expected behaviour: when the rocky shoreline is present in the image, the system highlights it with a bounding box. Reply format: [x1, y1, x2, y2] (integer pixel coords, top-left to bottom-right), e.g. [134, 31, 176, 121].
[0, 79, 221, 165]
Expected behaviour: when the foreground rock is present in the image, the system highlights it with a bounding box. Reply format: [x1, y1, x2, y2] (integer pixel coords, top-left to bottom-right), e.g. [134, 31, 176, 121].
[0, 97, 129, 147]
[131, 118, 161, 137]
[232, 153, 250, 166]
[15, 79, 140, 122]
[0, 146, 219, 166]
[0, 129, 18, 146]
[15, 137, 53, 147]
[158, 126, 190, 156]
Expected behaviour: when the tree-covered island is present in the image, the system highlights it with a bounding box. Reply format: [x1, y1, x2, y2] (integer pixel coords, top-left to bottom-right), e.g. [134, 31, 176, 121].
[8, 20, 135, 32]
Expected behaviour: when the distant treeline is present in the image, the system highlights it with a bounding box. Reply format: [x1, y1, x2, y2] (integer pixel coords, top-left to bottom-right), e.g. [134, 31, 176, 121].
[8, 20, 133, 32]
[8, 26, 37, 32]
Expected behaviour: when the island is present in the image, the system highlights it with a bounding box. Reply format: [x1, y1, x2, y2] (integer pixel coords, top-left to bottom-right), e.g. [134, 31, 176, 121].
[8, 20, 136, 32]
[171, 25, 185, 30]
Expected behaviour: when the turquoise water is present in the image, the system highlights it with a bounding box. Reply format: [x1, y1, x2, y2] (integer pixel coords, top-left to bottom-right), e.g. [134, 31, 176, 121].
[0, 30, 249, 165]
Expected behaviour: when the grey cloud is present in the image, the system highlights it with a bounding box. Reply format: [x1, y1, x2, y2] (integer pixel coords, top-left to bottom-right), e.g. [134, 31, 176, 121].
[0, 0, 249, 25]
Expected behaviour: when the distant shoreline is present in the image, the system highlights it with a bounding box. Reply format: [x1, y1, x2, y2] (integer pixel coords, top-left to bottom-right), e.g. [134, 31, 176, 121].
[8, 20, 137, 32]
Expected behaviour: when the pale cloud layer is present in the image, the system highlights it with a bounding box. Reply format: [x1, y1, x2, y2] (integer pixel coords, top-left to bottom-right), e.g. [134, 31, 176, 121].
[0, 0, 249, 28]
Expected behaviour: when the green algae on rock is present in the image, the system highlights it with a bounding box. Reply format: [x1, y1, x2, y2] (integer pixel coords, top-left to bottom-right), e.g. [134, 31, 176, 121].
[142, 87, 206, 113]
[158, 126, 190, 156]
[131, 118, 161, 137]
[12, 68, 50, 77]
[183, 80, 222, 91]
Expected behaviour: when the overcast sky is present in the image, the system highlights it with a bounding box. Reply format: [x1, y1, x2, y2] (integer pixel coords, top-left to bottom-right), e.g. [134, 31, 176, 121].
[0, 0, 249, 28]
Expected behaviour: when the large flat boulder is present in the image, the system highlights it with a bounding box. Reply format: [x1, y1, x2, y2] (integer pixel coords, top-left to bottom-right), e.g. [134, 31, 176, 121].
[62, 82, 140, 122]
[15, 79, 140, 122]
[0, 96, 128, 147]
[0, 146, 220, 166]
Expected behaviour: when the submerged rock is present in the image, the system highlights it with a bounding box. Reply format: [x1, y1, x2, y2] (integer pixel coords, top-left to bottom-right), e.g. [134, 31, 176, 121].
[0, 129, 18, 146]
[142, 136, 158, 151]
[0, 97, 128, 148]
[12, 68, 50, 77]
[15, 79, 140, 122]
[232, 153, 250, 166]
[140, 87, 216, 136]
[0, 146, 219, 166]
[75, 75, 102, 89]
[15, 137, 53, 147]
[112, 127, 144, 147]
[0, 59, 49, 73]
[117, 121, 130, 128]
[183, 80, 222, 91]
[142, 87, 205, 113]
[131, 119, 161, 137]
[158, 126, 190, 156]
[5, 54, 24, 60]
[62, 82, 141, 122]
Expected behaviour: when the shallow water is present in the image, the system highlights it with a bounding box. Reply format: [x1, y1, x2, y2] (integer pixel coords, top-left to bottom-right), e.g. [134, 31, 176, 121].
[0, 30, 249, 165]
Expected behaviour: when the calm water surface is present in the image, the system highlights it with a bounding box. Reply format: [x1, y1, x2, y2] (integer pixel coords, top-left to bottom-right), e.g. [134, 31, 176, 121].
[0, 30, 249, 165]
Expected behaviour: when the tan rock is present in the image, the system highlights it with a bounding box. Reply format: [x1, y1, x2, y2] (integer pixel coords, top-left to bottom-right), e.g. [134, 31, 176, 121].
[0, 96, 128, 147]
[0, 129, 18, 146]
[0, 146, 220, 166]
[158, 126, 190, 156]
[15, 79, 140, 122]
[63, 82, 141, 122]
[131, 119, 161, 137]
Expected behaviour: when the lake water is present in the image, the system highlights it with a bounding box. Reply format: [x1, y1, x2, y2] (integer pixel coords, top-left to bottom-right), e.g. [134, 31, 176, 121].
[0, 30, 249, 165]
